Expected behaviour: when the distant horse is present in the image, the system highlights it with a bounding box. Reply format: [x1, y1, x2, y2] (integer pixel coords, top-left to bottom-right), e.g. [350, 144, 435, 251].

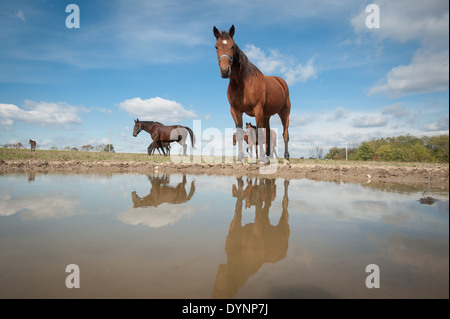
[29, 139, 36, 152]
[213, 25, 291, 163]
[245, 123, 278, 159]
[232, 132, 249, 150]
[232, 129, 276, 159]
[133, 119, 195, 156]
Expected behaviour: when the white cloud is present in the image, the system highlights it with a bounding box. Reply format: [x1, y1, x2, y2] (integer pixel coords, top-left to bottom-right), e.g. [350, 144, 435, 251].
[327, 107, 349, 121]
[1, 119, 14, 126]
[86, 138, 109, 146]
[118, 204, 195, 228]
[352, 0, 449, 98]
[352, 115, 388, 128]
[381, 103, 411, 118]
[289, 113, 319, 127]
[352, 0, 448, 46]
[422, 116, 449, 131]
[368, 50, 449, 97]
[118, 97, 197, 123]
[0, 100, 83, 126]
[244, 44, 317, 85]
[0, 191, 80, 219]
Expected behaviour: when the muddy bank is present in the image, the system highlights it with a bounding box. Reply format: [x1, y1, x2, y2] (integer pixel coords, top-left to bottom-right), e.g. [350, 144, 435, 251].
[1, 159, 448, 189]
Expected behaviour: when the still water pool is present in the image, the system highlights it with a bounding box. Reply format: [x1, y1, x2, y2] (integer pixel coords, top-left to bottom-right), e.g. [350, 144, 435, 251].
[0, 172, 448, 298]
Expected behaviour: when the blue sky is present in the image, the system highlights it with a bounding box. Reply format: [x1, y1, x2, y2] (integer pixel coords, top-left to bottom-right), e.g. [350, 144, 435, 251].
[0, 0, 448, 157]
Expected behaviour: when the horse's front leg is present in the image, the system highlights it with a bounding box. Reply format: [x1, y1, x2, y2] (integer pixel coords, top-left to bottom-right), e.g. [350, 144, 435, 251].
[230, 107, 244, 163]
[158, 141, 166, 156]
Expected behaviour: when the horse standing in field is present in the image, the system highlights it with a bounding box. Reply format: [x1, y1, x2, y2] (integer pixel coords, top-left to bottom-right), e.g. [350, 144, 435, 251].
[232, 132, 249, 149]
[232, 125, 277, 159]
[213, 25, 291, 163]
[132, 119, 195, 156]
[29, 139, 36, 152]
[245, 123, 278, 159]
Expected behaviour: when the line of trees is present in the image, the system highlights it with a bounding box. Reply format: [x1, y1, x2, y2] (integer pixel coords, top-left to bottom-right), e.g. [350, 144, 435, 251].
[2, 143, 115, 153]
[2, 142, 26, 149]
[325, 135, 449, 163]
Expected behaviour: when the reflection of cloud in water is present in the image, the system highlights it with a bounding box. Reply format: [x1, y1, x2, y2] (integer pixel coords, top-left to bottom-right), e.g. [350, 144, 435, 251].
[371, 232, 449, 274]
[118, 204, 195, 228]
[0, 191, 80, 220]
[287, 180, 448, 229]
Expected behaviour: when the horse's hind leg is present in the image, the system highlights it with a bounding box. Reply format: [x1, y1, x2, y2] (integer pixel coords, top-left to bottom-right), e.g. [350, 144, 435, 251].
[278, 104, 290, 163]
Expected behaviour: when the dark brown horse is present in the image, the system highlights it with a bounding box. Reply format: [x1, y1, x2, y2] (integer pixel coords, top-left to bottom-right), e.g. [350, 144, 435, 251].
[29, 139, 36, 152]
[148, 141, 171, 156]
[213, 25, 291, 163]
[133, 119, 195, 156]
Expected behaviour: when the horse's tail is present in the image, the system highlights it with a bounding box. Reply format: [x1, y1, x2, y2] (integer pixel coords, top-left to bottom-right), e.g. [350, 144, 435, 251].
[184, 126, 196, 149]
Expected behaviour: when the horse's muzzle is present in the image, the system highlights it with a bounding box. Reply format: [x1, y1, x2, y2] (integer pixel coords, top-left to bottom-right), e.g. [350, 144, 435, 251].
[220, 66, 231, 78]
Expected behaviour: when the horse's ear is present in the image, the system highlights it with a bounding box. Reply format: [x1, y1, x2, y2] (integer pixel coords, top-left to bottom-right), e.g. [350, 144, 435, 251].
[229, 25, 235, 38]
[213, 26, 220, 39]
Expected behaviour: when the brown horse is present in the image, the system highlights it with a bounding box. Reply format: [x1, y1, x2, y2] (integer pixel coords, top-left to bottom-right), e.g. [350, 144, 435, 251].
[245, 122, 277, 159]
[133, 119, 195, 156]
[29, 139, 36, 152]
[213, 25, 291, 163]
[148, 141, 171, 156]
[232, 132, 249, 148]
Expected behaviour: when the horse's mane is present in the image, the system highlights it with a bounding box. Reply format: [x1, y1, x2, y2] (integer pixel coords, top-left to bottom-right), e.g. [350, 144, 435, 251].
[140, 120, 163, 126]
[234, 45, 260, 78]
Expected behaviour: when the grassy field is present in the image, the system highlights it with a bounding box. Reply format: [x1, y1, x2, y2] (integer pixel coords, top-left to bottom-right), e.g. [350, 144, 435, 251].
[1, 148, 448, 168]
[0, 148, 164, 162]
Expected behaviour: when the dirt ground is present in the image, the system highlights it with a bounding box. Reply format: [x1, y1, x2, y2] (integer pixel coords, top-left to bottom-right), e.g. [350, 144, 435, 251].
[1, 158, 448, 190]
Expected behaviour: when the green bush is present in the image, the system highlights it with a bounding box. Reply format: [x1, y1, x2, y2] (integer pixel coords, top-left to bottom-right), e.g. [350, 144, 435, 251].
[325, 134, 449, 163]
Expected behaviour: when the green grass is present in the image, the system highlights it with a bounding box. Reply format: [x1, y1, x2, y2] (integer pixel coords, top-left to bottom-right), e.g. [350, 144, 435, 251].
[1, 148, 447, 168]
[0, 148, 169, 163]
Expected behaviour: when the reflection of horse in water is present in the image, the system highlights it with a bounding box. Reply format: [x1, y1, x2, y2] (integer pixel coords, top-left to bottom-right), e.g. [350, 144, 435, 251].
[131, 174, 195, 208]
[213, 177, 290, 299]
[27, 171, 36, 182]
